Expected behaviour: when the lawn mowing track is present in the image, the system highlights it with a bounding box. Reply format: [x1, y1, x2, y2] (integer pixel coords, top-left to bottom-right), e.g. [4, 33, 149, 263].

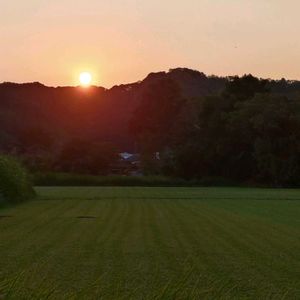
[0, 187, 299, 299]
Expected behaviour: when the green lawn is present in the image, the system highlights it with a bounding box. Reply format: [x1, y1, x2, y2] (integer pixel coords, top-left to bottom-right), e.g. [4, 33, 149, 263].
[0, 187, 300, 299]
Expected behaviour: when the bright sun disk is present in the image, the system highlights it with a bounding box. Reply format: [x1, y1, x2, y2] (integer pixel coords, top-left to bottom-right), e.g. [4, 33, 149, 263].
[79, 72, 92, 86]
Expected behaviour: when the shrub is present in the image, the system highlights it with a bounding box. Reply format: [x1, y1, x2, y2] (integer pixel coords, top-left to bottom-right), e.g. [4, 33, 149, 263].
[33, 172, 189, 187]
[0, 155, 35, 204]
[33, 172, 245, 187]
[198, 176, 240, 187]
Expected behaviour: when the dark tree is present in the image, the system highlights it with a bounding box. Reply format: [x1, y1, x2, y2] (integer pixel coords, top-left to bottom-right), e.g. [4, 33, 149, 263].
[58, 139, 118, 175]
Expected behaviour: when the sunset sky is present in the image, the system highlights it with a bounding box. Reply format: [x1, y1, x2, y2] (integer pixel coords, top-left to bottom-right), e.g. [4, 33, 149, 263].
[1, 0, 300, 87]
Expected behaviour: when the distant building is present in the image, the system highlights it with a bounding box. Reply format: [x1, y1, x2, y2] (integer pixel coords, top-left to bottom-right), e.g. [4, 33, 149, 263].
[119, 152, 134, 160]
[111, 153, 142, 175]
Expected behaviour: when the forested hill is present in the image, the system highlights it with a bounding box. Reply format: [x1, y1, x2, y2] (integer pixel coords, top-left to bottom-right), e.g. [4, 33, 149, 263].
[0, 68, 221, 152]
[1, 68, 300, 154]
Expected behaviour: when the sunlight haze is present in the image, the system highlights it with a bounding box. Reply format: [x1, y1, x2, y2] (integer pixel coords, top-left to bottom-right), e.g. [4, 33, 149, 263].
[1, 0, 300, 87]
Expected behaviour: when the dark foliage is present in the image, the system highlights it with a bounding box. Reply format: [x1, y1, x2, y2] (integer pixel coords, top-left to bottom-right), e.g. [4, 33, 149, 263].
[2, 69, 300, 185]
[0, 155, 35, 204]
[134, 74, 300, 186]
[58, 140, 118, 175]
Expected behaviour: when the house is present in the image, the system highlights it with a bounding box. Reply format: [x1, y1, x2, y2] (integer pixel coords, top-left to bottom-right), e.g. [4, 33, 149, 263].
[111, 153, 142, 175]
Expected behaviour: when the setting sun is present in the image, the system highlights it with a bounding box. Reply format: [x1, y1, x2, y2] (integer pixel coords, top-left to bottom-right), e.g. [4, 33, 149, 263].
[79, 72, 92, 86]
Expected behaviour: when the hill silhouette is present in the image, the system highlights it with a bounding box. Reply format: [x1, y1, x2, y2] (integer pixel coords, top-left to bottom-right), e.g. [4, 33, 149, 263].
[1, 68, 300, 154]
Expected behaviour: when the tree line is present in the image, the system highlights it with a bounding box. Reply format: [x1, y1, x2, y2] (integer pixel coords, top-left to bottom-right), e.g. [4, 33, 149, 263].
[1, 68, 300, 186]
[132, 74, 300, 186]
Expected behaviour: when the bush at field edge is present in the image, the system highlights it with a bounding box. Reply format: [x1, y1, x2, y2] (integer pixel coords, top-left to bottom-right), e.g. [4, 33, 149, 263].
[0, 155, 35, 204]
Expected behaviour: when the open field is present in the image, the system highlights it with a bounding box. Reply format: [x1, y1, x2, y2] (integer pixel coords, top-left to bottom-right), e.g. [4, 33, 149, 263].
[0, 187, 300, 299]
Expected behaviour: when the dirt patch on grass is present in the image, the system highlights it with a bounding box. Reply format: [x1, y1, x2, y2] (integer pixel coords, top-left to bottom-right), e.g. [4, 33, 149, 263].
[0, 215, 13, 219]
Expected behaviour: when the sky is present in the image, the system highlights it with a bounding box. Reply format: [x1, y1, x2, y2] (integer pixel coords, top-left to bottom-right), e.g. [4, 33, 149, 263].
[1, 0, 300, 88]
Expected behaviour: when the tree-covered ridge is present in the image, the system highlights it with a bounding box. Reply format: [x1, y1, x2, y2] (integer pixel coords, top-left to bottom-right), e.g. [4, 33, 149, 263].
[133, 74, 300, 186]
[1, 68, 300, 185]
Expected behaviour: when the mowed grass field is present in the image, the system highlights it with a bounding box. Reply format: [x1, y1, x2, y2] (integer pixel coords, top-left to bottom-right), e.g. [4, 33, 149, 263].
[0, 187, 300, 299]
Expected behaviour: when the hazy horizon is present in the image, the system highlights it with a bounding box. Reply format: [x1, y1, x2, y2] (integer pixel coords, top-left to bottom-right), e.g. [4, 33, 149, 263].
[1, 0, 300, 88]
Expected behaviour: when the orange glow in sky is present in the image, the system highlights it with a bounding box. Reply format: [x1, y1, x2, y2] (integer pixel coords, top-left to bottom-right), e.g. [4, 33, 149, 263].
[1, 1, 300, 87]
